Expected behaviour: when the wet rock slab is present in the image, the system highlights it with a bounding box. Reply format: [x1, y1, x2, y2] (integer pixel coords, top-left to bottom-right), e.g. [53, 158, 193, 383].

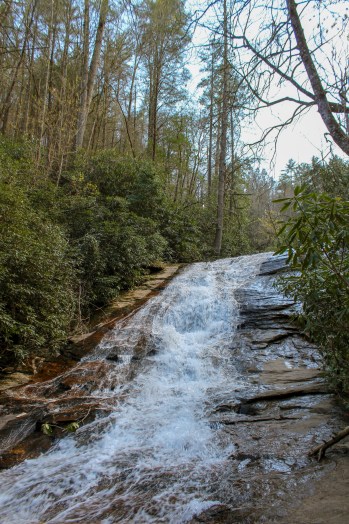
[258, 254, 289, 275]
[0, 265, 181, 467]
[193, 254, 349, 524]
[191, 504, 253, 523]
[65, 264, 181, 360]
[0, 373, 32, 391]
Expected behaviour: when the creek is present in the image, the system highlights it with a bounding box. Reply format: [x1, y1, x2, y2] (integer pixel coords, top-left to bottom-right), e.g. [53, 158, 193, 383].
[0, 253, 345, 523]
[0, 254, 270, 523]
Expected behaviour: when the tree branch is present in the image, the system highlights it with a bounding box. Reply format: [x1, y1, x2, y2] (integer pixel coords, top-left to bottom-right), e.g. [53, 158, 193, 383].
[287, 0, 349, 156]
[309, 426, 349, 461]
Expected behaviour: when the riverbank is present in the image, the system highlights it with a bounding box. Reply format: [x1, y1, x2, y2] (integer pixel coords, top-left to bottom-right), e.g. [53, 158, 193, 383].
[0, 264, 182, 393]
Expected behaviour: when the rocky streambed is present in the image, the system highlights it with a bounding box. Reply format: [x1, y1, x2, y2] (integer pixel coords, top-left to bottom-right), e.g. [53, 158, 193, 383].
[0, 254, 348, 523]
[0, 264, 182, 468]
[191, 255, 349, 523]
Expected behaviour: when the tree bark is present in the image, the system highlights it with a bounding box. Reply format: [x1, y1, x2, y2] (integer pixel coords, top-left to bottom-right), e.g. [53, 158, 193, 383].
[229, 109, 235, 216]
[37, 0, 56, 168]
[56, 1, 73, 183]
[85, 0, 108, 118]
[207, 52, 214, 199]
[75, 0, 90, 149]
[214, 0, 229, 256]
[147, 61, 160, 160]
[76, 0, 108, 149]
[1, 0, 37, 134]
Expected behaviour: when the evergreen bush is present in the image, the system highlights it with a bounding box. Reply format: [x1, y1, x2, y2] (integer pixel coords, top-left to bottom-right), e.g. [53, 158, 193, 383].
[275, 186, 349, 395]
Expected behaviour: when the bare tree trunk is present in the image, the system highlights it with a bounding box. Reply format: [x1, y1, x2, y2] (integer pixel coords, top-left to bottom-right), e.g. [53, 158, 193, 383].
[23, 15, 38, 135]
[189, 143, 202, 197]
[15, 61, 26, 131]
[56, 2, 72, 183]
[147, 38, 163, 161]
[214, 100, 221, 178]
[229, 109, 235, 216]
[75, 0, 108, 149]
[75, 0, 90, 149]
[214, 0, 229, 256]
[1, 0, 37, 134]
[46, 6, 58, 170]
[207, 52, 214, 198]
[127, 55, 139, 120]
[37, 0, 56, 168]
[85, 0, 108, 118]
[125, 54, 139, 154]
[148, 66, 160, 160]
[340, 75, 349, 135]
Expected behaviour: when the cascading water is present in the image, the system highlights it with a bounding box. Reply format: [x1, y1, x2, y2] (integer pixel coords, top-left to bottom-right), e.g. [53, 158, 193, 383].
[0, 253, 270, 523]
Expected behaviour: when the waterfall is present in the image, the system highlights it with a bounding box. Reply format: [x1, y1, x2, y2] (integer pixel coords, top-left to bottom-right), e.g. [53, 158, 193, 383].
[0, 253, 270, 523]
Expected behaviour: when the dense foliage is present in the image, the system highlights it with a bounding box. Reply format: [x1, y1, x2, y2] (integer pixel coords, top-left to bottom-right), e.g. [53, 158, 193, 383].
[0, 181, 75, 365]
[275, 185, 349, 395]
[0, 138, 249, 368]
[0, 0, 277, 370]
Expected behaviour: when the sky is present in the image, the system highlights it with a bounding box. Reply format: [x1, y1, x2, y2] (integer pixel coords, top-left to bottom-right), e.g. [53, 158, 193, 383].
[242, 102, 346, 178]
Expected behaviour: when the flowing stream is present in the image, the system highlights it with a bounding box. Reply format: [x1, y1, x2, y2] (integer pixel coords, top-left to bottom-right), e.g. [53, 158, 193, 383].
[0, 253, 270, 523]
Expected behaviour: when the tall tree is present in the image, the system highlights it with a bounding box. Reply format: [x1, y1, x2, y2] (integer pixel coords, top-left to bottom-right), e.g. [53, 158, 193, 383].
[76, 0, 109, 149]
[0, 0, 38, 134]
[213, 0, 229, 255]
[140, 0, 189, 160]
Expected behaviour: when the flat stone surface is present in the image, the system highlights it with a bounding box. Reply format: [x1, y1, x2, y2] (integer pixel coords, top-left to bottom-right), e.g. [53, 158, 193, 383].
[215, 254, 349, 524]
[249, 328, 293, 344]
[190, 504, 251, 523]
[0, 412, 29, 432]
[0, 373, 32, 391]
[258, 254, 288, 275]
[280, 455, 349, 524]
[260, 367, 323, 384]
[196, 254, 347, 523]
[107, 265, 180, 310]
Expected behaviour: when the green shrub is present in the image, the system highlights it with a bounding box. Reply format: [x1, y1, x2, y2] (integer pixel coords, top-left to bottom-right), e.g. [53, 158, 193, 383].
[275, 186, 349, 395]
[58, 155, 169, 312]
[0, 136, 36, 185]
[79, 152, 166, 221]
[0, 183, 75, 367]
[160, 202, 210, 262]
[70, 151, 212, 263]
